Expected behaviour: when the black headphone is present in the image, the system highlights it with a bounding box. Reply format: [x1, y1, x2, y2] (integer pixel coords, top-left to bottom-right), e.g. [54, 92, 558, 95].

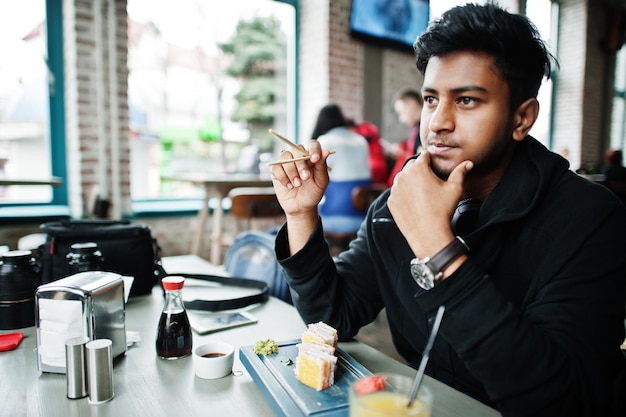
[452, 198, 482, 236]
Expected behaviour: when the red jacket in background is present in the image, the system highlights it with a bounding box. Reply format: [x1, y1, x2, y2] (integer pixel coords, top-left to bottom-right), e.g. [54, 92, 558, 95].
[353, 121, 388, 185]
[387, 124, 420, 187]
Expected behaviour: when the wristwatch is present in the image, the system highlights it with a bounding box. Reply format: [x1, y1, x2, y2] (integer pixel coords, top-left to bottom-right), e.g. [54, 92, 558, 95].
[410, 236, 469, 290]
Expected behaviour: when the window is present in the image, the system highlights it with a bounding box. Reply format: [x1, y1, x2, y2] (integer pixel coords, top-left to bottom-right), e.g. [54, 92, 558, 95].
[0, 0, 67, 207]
[127, 0, 296, 201]
[526, 0, 557, 149]
[610, 47, 626, 153]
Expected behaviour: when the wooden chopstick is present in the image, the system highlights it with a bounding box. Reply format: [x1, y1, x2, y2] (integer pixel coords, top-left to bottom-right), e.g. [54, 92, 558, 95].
[266, 151, 336, 166]
[267, 129, 336, 167]
[269, 129, 309, 157]
[267, 155, 312, 166]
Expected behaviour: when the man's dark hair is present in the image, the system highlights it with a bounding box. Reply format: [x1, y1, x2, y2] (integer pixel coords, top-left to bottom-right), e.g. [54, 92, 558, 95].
[413, 3, 557, 110]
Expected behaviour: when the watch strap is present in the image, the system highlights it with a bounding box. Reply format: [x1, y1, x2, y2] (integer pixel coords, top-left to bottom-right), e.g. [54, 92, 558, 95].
[428, 236, 469, 273]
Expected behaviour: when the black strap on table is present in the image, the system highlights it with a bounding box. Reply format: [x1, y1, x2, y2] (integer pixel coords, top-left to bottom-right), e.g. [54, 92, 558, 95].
[164, 273, 269, 312]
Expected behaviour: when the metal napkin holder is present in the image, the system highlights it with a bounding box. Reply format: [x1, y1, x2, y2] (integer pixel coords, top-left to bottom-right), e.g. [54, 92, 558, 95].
[35, 271, 126, 374]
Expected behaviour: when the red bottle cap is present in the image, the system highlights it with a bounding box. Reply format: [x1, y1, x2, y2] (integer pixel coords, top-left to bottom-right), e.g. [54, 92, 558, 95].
[161, 276, 185, 291]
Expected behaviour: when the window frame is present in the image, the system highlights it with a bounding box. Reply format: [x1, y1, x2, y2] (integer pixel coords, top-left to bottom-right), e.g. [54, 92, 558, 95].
[46, 0, 69, 206]
[0, 0, 69, 220]
[128, 0, 299, 216]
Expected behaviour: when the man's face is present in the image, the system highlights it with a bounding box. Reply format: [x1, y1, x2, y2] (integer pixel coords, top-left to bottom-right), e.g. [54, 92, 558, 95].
[420, 51, 516, 180]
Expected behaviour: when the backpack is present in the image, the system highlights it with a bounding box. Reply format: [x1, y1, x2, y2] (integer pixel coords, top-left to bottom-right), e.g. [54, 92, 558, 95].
[223, 229, 292, 304]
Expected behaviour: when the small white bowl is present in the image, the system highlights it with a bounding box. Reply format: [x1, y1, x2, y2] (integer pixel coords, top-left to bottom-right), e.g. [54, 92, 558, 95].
[192, 342, 235, 379]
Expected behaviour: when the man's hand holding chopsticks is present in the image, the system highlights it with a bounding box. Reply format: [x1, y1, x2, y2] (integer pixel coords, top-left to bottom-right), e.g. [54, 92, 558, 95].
[269, 139, 334, 255]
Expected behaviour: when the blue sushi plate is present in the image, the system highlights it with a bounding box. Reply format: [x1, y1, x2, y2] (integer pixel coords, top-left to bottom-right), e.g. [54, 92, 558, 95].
[240, 339, 372, 417]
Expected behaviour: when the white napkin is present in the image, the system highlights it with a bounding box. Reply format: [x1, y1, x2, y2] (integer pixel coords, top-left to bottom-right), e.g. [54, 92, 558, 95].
[38, 299, 84, 369]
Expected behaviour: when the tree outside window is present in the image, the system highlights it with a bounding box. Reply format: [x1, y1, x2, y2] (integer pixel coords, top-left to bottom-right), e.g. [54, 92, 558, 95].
[128, 0, 294, 200]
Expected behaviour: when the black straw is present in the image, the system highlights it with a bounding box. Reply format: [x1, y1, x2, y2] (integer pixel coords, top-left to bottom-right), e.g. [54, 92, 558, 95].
[407, 305, 445, 407]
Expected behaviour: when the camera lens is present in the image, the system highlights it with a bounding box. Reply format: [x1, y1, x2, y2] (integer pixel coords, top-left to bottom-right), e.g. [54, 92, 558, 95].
[0, 250, 39, 330]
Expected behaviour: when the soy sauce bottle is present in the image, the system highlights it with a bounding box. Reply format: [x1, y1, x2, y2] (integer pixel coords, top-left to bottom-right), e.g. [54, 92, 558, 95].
[156, 276, 192, 359]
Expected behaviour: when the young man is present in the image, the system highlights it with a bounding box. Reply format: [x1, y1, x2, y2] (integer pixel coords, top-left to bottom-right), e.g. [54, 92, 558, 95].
[388, 89, 423, 186]
[270, 4, 626, 416]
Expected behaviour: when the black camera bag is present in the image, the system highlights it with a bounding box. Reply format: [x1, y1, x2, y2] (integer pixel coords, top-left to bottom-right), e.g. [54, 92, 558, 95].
[37, 219, 165, 296]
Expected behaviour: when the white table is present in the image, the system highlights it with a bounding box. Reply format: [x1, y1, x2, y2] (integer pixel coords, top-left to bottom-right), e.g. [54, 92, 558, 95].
[0, 256, 501, 417]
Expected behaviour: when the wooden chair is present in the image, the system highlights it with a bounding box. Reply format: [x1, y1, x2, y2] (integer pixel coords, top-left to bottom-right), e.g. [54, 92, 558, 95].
[324, 184, 387, 256]
[226, 187, 285, 243]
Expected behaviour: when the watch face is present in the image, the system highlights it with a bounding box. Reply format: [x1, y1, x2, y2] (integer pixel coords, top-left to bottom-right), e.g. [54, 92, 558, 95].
[410, 262, 436, 290]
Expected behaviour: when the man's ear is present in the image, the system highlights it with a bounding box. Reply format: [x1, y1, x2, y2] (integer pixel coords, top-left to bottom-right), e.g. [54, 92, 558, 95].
[512, 98, 539, 142]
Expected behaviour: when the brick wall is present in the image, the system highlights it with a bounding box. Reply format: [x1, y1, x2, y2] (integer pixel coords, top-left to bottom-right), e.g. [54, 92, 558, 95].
[140, 216, 204, 258]
[381, 48, 423, 142]
[64, 0, 130, 219]
[327, 0, 363, 121]
[298, 0, 330, 141]
[142, 214, 281, 259]
[298, 0, 419, 144]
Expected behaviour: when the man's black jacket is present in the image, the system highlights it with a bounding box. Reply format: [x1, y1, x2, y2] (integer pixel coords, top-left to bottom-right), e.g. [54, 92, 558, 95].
[277, 137, 626, 417]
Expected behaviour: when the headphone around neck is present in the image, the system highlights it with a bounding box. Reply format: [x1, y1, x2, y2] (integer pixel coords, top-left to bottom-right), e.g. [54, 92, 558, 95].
[451, 198, 482, 236]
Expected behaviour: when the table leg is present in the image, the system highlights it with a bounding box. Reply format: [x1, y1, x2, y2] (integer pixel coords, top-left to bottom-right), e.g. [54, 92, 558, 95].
[210, 194, 225, 264]
[190, 191, 211, 256]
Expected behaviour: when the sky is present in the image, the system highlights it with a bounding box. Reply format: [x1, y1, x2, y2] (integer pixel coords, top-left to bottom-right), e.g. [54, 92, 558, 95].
[127, 0, 294, 54]
[0, 0, 47, 94]
[0, 0, 45, 41]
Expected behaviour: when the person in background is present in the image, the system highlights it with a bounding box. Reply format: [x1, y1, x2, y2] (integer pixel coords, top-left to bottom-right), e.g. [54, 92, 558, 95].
[388, 89, 423, 186]
[269, 4, 626, 416]
[601, 148, 626, 181]
[350, 120, 389, 185]
[311, 104, 372, 234]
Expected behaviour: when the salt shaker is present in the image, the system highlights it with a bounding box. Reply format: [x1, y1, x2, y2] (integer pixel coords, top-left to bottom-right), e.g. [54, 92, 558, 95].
[86, 338, 114, 404]
[65, 336, 89, 399]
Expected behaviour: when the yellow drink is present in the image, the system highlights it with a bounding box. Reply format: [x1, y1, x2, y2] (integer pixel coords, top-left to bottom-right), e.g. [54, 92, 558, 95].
[349, 374, 432, 417]
[350, 391, 431, 417]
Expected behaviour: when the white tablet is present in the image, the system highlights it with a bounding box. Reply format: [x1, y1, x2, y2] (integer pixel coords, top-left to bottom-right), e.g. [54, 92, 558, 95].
[189, 311, 258, 335]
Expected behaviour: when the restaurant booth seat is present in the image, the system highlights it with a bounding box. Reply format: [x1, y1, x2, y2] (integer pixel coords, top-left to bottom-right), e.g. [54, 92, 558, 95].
[324, 183, 387, 257]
